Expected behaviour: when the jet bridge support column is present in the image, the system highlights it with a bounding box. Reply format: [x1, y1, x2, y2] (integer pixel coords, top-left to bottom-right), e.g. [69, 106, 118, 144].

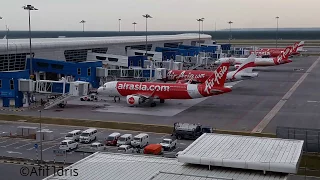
[22, 92, 30, 108]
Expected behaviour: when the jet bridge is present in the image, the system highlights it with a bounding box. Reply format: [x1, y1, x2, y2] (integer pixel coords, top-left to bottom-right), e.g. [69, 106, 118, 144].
[18, 77, 89, 110]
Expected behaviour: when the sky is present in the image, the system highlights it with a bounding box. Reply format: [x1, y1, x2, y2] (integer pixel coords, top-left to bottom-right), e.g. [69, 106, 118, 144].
[0, 0, 319, 31]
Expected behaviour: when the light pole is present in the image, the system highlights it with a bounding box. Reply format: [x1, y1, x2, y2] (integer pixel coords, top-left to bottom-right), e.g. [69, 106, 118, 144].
[228, 21, 233, 44]
[118, 19, 121, 32]
[132, 22, 137, 32]
[201, 17, 205, 33]
[38, 110, 43, 163]
[79, 20, 86, 32]
[196, 18, 203, 47]
[142, 14, 152, 80]
[276, 16, 279, 48]
[23, 5, 38, 79]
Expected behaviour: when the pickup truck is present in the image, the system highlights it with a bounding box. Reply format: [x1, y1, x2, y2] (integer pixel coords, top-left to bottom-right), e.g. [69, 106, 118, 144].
[160, 138, 177, 151]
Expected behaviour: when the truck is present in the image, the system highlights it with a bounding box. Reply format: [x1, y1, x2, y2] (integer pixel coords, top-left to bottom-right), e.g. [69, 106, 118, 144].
[171, 122, 213, 140]
[160, 138, 177, 151]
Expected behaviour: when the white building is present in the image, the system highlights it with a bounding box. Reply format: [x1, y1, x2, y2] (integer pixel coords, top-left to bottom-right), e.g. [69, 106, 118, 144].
[0, 34, 212, 71]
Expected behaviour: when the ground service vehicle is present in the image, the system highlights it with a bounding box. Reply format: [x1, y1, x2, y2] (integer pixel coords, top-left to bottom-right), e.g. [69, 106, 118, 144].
[117, 134, 133, 146]
[144, 144, 163, 155]
[79, 128, 97, 143]
[160, 138, 177, 151]
[172, 122, 212, 140]
[80, 94, 98, 101]
[106, 132, 121, 146]
[64, 130, 82, 141]
[59, 140, 78, 151]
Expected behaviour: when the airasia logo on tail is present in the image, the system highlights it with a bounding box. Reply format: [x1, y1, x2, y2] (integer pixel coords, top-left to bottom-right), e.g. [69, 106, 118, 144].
[204, 65, 228, 94]
[275, 47, 292, 64]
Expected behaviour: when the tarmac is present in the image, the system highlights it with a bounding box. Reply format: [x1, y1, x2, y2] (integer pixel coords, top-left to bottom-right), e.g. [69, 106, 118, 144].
[0, 55, 319, 134]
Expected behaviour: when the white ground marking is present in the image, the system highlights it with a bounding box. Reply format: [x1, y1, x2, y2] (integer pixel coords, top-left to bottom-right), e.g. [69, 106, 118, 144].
[6, 151, 22, 154]
[42, 145, 57, 151]
[1, 142, 20, 148]
[252, 56, 320, 133]
[14, 143, 32, 149]
[307, 100, 320, 103]
[0, 140, 8, 144]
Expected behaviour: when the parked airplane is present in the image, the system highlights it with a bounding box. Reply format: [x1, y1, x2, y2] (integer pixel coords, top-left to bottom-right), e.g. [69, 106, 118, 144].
[252, 41, 305, 57]
[215, 46, 293, 67]
[166, 54, 258, 84]
[97, 63, 232, 107]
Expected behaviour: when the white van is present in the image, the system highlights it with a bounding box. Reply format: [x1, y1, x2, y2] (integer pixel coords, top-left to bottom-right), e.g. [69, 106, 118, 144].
[131, 133, 149, 148]
[117, 134, 133, 146]
[79, 128, 97, 143]
[65, 130, 82, 141]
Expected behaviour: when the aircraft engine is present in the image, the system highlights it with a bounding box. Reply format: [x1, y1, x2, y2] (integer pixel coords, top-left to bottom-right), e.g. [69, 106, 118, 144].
[126, 95, 141, 106]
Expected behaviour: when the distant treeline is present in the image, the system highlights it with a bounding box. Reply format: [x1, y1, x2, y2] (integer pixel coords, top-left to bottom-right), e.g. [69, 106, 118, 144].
[0, 30, 319, 40]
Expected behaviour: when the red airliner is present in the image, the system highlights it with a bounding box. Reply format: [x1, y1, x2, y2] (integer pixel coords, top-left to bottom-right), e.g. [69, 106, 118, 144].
[250, 41, 304, 57]
[97, 63, 232, 107]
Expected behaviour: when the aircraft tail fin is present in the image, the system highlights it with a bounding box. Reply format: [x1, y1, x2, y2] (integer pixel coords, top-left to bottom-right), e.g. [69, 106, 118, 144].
[234, 54, 256, 73]
[296, 41, 305, 52]
[202, 62, 229, 91]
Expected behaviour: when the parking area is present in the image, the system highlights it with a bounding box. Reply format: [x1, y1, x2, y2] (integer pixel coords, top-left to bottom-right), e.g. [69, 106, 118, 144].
[0, 121, 192, 162]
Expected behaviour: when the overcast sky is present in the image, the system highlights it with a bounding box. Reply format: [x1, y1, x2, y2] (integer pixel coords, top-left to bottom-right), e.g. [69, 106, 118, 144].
[0, 0, 319, 31]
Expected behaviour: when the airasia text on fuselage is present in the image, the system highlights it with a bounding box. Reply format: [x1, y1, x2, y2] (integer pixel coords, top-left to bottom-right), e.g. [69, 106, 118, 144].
[117, 82, 171, 92]
[167, 70, 206, 81]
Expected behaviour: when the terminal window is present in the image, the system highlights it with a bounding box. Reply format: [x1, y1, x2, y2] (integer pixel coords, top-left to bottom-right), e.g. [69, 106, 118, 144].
[138, 60, 141, 67]
[10, 79, 14, 90]
[0, 79, 2, 88]
[77, 68, 81, 75]
[87, 68, 91, 76]
[0, 53, 27, 71]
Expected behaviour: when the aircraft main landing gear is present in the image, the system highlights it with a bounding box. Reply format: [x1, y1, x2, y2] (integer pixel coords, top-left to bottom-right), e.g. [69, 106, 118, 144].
[150, 102, 157, 107]
[160, 99, 165, 103]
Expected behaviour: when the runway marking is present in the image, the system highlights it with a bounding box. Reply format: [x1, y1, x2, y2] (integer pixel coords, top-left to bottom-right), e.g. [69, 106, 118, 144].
[0, 140, 8, 144]
[252, 56, 320, 133]
[14, 143, 32, 149]
[1, 142, 20, 148]
[43, 145, 57, 151]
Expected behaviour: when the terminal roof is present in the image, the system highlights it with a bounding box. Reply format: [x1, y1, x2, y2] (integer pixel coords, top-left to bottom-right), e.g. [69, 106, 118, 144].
[177, 133, 304, 174]
[44, 152, 287, 180]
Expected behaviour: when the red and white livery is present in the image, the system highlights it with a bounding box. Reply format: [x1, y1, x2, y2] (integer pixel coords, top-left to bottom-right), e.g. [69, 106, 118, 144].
[216, 45, 294, 67]
[166, 54, 258, 83]
[256, 41, 305, 57]
[97, 63, 232, 107]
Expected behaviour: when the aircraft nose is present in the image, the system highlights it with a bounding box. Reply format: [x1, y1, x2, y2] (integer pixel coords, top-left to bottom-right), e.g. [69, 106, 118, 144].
[97, 87, 104, 94]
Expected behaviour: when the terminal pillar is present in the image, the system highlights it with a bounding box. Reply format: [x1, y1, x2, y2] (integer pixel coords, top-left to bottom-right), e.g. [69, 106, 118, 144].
[22, 93, 29, 108]
[35, 72, 40, 81]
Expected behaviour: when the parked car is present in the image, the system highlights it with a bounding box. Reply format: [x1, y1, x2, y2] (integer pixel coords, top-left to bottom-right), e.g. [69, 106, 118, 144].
[80, 94, 98, 101]
[131, 133, 149, 148]
[160, 138, 177, 151]
[105, 132, 121, 146]
[117, 145, 133, 153]
[79, 128, 97, 143]
[117, 134, 133, 146]
[64, 130, 82, 141]
[90, 142, 106, 151]
[59, 140, 78, 151]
